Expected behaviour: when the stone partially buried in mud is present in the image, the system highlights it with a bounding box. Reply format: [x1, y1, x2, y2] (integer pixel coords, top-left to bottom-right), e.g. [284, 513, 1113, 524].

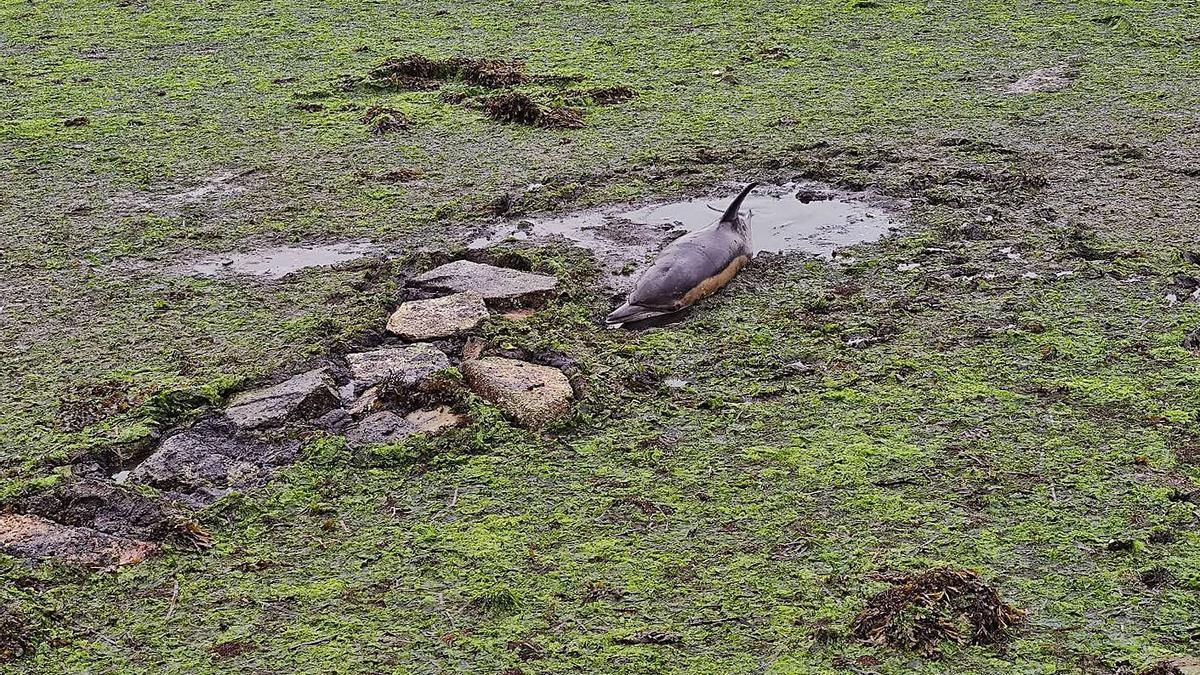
[410, 260, 558, 308]
[16, 479, 178, 541]
[345, 407, 463, 447]
[345, 344, 450, 391]
[345, 411, 418, 447]
[127, 423, 299, 503]
[1140, 657, 1200, 675]
[0, 514, 157, 567]
[224, 368, 339, 430]
[1006, 62, 1077, 94]
[386, 291, 489, 340]
[462, 357, 572, 428]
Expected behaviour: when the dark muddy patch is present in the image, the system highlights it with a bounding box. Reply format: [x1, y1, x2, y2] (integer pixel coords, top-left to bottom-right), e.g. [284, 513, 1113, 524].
[210, 640, 258, 660]
[0, 606, 37, 664]
[852, 568, 1022, 657]
[564, 85, 637, 106]
[364, 54, 528, 90]
[352, 53, 631, 130]
[469, 182, 902, 291]
[177, 240, 380, 280]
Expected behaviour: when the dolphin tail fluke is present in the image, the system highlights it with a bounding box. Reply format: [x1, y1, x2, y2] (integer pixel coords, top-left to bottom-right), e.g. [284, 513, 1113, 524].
[720, 182, 759, 223]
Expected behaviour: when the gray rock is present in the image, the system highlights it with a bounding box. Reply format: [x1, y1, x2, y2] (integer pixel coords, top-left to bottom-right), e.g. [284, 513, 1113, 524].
[345, 411, 419, 447]
[386, 291, 489, 340]
[311, 408, 351, 432]
[224, 368, 339, 429]
[128, 425, 298, 500]
[0, 513, 157, 567]
[410, 260, 558, 307]
[344, 344, 449, 391]
[462, 357, 572, 428]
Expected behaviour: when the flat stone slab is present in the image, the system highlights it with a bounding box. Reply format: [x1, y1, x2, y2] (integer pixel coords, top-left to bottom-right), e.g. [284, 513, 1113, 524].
[345, 344, 449, 391]
[0, 514, 157, 567]
[128, 425, 298, 502]
[224, 368, 339, 429]
[410, 260, 558, 307]
[462, 357, 572, 428]
[386, 291, 489, 340]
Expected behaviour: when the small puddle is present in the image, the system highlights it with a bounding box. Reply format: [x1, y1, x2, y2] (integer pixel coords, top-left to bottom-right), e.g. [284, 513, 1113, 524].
[180, 241, 380, 280]
[469, 183, 902, 290]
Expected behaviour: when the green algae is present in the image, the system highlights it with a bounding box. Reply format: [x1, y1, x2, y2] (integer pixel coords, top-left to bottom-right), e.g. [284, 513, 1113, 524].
[3, 0, 1200, 672]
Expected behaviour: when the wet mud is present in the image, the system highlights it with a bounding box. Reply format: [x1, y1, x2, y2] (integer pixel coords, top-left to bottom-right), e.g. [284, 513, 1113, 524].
[179, 241, 380, 280]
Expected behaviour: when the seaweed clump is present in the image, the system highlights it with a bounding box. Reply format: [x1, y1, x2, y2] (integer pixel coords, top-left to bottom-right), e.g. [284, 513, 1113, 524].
[851, 568, 1022, 657]
[482, 92, 583, 129]
[360, 106, 411, 135]
[365, 55, 526, 90]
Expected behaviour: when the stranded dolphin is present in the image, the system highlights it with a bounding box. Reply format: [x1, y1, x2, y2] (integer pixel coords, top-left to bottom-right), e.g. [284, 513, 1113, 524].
[606, 182, 758, 325]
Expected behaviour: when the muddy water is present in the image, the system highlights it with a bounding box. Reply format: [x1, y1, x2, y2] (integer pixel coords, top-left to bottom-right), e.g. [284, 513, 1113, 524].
[470, 183, 900, 291]
[182, 241, 380, 280]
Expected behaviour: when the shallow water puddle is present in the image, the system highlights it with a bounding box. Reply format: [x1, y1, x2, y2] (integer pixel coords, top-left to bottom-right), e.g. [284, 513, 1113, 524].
[182, 241, 379, 280]
[470, 183, 901, 290]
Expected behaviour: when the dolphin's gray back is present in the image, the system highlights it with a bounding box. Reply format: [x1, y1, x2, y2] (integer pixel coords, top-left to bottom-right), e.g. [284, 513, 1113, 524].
[625, 222, 749, 311]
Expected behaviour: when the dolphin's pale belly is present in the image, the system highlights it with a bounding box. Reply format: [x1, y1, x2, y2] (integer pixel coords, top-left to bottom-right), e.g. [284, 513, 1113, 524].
[678, 253, 750, 306]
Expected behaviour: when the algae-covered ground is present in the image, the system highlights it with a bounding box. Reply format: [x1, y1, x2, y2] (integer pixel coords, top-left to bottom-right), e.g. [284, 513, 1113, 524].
[3, 0, 1200, 672]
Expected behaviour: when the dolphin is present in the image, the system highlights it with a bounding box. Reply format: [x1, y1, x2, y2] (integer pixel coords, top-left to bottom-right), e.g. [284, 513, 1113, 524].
[606, 182, 758, 325]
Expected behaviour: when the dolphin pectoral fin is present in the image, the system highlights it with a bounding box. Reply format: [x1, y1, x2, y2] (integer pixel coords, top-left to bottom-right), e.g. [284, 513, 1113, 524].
[605, 302, 674, 325]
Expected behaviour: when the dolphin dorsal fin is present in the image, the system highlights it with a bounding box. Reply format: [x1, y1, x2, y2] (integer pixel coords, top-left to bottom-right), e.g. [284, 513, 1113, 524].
[720, 182, 759, 223]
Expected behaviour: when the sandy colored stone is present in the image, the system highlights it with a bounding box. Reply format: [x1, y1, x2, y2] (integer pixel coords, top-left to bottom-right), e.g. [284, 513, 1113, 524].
[462, 357, 572, 428]
[347, 385, 383, 417]
[345, 344, 449, 391]
[410, 260, 558, 307]
[386, 291, 489, 340]
[225, 368, 339, 429]
[405, 406, 465, 434]
[0, 514, 157, 567]
[1170, 657, 1200, 675]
